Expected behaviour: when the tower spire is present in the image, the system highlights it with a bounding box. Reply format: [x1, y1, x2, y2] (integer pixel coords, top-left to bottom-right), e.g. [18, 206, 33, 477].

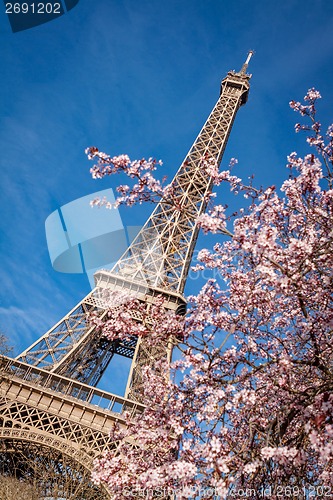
[239, 50, 254, 75]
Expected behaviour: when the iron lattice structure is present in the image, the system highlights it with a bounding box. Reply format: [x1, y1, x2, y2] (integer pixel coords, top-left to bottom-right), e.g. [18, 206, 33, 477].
[0, 55, 252, 496]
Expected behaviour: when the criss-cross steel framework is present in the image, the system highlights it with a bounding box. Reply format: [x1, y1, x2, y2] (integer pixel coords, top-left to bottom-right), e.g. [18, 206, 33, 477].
[0, 55, 252, 496]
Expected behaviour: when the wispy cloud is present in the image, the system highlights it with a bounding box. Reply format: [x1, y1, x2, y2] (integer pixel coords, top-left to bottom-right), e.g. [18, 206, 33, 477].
[0, 305, 51, 354]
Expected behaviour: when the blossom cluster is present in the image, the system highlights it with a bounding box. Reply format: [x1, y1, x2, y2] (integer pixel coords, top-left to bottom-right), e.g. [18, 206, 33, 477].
[88, 292, 184, 343]
[86, 147, 166, 207]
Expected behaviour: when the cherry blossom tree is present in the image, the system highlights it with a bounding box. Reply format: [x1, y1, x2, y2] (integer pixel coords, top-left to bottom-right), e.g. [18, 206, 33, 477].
[87, 89, 333, 499]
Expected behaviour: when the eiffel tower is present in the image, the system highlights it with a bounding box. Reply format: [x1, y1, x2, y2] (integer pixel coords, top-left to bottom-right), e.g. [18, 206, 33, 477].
[0, 54, 252, 498]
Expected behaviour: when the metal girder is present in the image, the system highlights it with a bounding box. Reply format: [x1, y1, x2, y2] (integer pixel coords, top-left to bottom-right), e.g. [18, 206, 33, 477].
[0, 356, 143, 464]
[0, 355, 144, 496]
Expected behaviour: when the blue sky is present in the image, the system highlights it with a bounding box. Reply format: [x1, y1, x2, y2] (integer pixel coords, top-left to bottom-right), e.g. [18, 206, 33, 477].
[1, 0, 333, 393]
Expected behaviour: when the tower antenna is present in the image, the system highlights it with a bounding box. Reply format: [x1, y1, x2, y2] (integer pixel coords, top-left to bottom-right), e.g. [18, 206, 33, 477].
[240, 50, 255, 75]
